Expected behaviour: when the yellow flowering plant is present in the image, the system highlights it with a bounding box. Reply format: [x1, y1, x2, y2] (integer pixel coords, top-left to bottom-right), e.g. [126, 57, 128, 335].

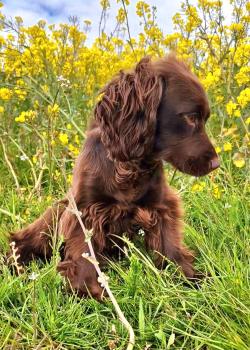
[0, 0, 248, 191]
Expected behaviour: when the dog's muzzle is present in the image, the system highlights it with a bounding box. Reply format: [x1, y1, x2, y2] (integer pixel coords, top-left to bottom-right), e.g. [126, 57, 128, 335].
[210, 156, 220, 171]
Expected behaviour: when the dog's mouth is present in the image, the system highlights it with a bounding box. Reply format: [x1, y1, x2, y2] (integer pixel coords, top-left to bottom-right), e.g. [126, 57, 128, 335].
[167, 156, 220, 177]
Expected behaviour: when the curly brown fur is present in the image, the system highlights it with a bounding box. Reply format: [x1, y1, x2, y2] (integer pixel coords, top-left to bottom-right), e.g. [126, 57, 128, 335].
[8, 55, 219, 299]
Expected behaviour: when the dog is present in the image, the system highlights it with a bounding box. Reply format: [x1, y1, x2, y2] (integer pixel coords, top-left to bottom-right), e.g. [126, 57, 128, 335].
[8, 55, 219, 299]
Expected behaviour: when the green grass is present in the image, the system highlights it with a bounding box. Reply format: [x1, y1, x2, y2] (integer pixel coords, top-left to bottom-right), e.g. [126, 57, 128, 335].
[0, 152, 249, 349]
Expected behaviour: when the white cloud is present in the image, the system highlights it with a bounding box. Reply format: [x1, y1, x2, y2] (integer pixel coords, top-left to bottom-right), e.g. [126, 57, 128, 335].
[2, 0, 182, 42]
[2, 0, 233, 44]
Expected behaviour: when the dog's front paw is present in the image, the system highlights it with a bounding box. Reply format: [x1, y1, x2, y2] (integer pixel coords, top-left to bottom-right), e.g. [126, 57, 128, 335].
[184, 270, 211, 289]
[57, 258, 105, 300]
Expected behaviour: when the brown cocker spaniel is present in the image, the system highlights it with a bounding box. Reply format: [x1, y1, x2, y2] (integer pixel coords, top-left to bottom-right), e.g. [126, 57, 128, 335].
[9, 55, 219, 299]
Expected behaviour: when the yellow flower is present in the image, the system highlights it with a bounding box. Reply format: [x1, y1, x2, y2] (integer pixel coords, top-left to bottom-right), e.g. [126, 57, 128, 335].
[69, 143, 80, 156]
[229, 23, 244, 31]
[0, 106, 4, 113]
[15, 110, 36, 123]
[32, 155, 37, 164]
[116, 8, 126, 23]
[100, 0, 110, 10]
[223, 142, 232, 152]
[14, 88, 27, 100]
[201, 68, 221, 90]
[216, 95, 224, 103]
[33, 100, 40, 109]
[53, 169, 60, 179]
[226, 100, 237, 116]
[237, 88, 250, 108]
[67, 174, 73, 184]
[59, 132, 68, 145]
[191, 181, 206, 192]
[42, 85, 49, 93]
[84, 19, 92, 26]
[15, 114, 26, 123]
[213, 186, 221, 199]
[46, 195, 52, 202]
[215, 146, 222, 154]
[0, 88, 13, 100]
[233, 158, 245, 168]
[234, 109, 241, 117]
[67, 123, 72, 130]
[47, 104, 60, 115]
[74, 134, 80, 145]
[136, 1, 150, 17]
[246, 117, 250, 125]
[235, 66, 250, 86]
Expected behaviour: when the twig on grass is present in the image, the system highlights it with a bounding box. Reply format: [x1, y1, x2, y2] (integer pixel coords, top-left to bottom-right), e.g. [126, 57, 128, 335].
[0, 139, 20, 192]
[8, 241, 24, 275]
[67, 191, 135, 350]
[0, 207, 25, 224]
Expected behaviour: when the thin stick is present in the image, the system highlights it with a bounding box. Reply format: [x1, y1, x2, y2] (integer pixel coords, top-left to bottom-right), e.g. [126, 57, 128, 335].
[8, 241, 24, 275]
[8, 135, 38, 185]
[67, 191, 135, 350]
[27, 167, 45, 201]
[0, 139, 20, 192]
[121, 0, 137, 60]
[0, 208, 25, 223]
[169, 169, 177, 186]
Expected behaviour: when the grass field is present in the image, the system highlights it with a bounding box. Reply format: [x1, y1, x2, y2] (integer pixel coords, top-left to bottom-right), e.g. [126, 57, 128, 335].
[0, 152, 249, 349]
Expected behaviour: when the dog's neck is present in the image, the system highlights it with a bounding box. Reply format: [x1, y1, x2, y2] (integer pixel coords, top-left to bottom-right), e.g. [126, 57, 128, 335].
[114, 157, 159, 180]
[110, 157, 161, 203]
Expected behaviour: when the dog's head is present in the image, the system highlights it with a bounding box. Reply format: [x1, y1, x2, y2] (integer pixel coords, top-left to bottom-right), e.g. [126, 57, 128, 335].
[95, 55, 219, 177]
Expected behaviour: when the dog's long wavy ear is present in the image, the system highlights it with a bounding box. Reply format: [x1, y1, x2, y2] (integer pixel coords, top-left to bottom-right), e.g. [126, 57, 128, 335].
[94, 57, 164, 161]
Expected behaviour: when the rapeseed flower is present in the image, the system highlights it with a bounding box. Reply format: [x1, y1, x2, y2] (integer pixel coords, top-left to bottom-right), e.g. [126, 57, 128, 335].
[59, 133, 68, 145]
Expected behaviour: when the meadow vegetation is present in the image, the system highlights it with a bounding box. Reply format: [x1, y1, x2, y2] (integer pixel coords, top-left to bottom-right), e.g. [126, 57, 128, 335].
[0, 0, 249, 349]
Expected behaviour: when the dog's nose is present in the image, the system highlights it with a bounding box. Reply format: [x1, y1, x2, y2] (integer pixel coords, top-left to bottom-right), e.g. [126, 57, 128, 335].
[210, 157, 220, 170]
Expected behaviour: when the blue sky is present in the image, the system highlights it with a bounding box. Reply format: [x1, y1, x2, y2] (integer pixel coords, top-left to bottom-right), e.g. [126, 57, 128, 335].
[2, 0, 232, 43]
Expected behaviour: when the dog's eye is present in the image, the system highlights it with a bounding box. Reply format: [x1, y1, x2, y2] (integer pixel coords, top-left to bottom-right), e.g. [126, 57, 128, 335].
[183, 112, 199, 127]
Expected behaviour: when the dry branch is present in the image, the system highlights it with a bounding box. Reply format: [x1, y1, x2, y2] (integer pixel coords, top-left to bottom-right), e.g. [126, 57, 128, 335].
[67, 191, 135, 350]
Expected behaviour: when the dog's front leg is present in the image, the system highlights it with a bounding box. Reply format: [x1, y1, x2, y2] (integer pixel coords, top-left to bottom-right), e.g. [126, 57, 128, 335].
[57, 232, 105, 300]
[7, 199, 67, 266]
[136, 188, 195, 278]
[58, 210, 105, 299]
[144, 210, 195, 278]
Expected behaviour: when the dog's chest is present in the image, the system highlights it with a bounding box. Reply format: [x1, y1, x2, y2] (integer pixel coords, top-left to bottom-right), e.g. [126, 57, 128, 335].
[82, 201, 158, 237]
